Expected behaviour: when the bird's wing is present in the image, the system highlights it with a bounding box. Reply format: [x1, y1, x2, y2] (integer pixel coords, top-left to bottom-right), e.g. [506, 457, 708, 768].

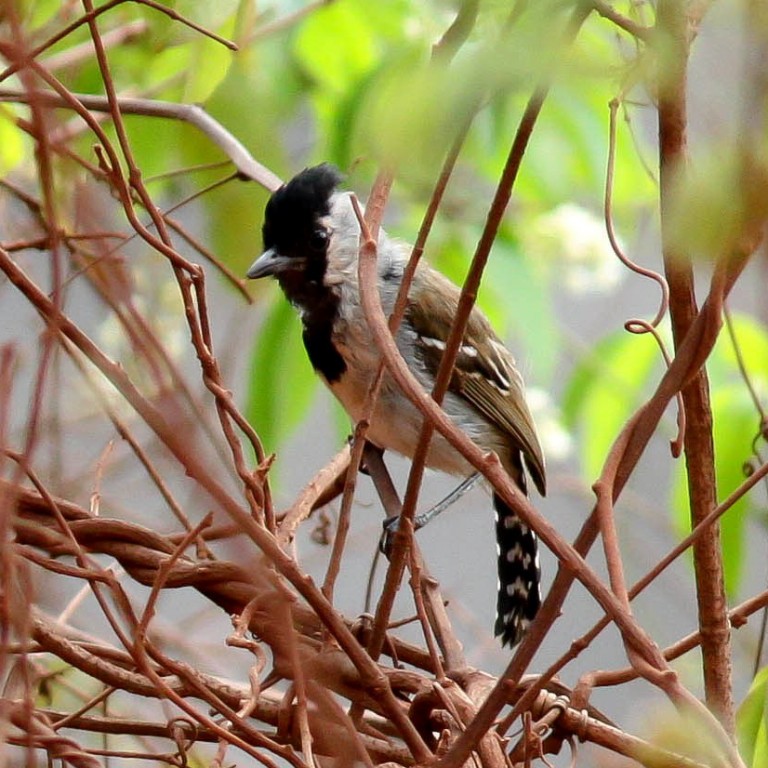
[405, 266, 546, 496]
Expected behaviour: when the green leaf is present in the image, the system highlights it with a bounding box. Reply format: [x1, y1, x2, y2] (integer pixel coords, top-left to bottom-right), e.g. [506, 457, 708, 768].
[562, 329, 660, 479]
[738, 667, 768, 768]
[145, 45, 194, 93]
[0, 106, 26, 173]
[293, 0, 378, 95]
[25, 0, 64, 29]
[182, 29, 235, 103]
[246, 296, 319, 450]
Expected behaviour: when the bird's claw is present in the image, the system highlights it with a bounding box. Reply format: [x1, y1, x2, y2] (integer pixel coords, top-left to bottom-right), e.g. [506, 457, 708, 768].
[379, 515, 401, 556]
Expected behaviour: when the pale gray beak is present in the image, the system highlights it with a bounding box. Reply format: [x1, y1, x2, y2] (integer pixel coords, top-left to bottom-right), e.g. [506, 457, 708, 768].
[246, 248, 302, 279]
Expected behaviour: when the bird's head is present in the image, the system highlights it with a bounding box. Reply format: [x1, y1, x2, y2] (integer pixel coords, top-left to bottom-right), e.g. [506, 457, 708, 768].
[247, 163, 344, 286]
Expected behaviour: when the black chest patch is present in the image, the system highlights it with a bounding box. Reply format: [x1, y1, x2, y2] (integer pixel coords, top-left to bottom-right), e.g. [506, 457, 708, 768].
[303, 320, 346, 383]
[302, 294, 347, 383]
[279, 274, 346, 384]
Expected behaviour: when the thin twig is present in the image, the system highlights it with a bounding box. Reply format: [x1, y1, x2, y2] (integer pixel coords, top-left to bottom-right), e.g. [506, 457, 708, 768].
[0, 89, 281, 189]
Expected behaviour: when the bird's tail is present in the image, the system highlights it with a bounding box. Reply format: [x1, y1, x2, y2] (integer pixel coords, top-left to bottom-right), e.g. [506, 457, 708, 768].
[493, 493, 541, 647]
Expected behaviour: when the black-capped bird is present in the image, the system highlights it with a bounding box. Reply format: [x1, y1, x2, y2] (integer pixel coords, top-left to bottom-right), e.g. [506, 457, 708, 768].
[247, 164, 545, 646]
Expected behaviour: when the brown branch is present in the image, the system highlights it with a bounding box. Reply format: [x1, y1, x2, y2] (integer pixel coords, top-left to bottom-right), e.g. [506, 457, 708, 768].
[277, 444, 351, 546]
[41, 18, 149, 72]
[16, 478, 752, 768]
[320, 421, 368, 607]
[0, 89, 282, 190]
[39, 707, 414, 766]
[34, 633, 409, 765]
[0, 0, 236, 82]
[3, 700, 101, 768]
[358, 2, 592, 686]
[10, 479, 441, 760]
[542, 456, 768, 709]
[586, 588, 768, 689]
[590, 0, 653, 41]
[1, 169, 255, 488]
[347, 3, 485, 670]
[605, 98, 670, 329]
[77, 15, 271, 526]
[657, 0, 733, 733]
[355, 212, 755, 768]
[521, 691, 710, 768]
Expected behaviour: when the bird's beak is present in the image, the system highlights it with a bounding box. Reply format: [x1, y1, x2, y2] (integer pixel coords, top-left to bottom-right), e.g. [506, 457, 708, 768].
[246, 248, 298, 279]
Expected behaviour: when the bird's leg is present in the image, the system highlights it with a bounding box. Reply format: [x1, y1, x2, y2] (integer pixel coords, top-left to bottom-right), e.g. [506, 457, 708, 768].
[358, 439, 384, 477]
[380, 472, 482, 554]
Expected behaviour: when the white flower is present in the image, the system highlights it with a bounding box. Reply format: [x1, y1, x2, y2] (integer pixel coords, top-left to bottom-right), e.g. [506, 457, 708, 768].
[524, 203, 623, 294]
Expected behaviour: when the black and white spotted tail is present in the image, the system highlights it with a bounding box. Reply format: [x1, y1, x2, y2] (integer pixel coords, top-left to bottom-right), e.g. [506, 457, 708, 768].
[493, 493, 541, 647]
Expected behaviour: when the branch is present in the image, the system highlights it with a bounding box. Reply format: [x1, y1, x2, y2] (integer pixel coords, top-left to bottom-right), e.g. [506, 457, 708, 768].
[590, 0, 653, 41]
[657, 0, 733, 732]
[0, 89, 282, 190]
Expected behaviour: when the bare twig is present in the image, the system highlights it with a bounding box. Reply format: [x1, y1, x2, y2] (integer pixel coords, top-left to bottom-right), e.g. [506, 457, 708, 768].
[0, 89, 281, 189]
[657, 0, 733, 732]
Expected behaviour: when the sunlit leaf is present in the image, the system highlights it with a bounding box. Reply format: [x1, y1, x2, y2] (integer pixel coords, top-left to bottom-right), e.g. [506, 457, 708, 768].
[146, 45, 194, 90]
[353, 50, 456, 182]
[24, 0, 65, 29]
[182, 23, 236, 103]
[0, 107, 26, 173]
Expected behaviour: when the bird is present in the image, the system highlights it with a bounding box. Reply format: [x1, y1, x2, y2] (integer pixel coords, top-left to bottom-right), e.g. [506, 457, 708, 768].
[247, 164, 546, 647]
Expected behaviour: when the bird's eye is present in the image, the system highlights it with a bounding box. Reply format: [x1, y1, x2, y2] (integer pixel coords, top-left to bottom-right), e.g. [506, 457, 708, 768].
[309, 228, 328, 252]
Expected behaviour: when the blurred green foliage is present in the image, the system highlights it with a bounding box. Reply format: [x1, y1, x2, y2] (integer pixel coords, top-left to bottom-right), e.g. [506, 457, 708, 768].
[738, 665, 768, 768]
[736, 667, 768, 768]
[671, 314, 768, 596]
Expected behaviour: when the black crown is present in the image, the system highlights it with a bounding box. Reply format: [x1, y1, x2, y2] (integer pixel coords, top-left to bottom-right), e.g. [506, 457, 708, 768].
[262, 164, 344, 254]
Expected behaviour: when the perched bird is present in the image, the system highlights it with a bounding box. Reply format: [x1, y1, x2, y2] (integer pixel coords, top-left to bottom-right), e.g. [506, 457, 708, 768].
[247, 164, 546, 646]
